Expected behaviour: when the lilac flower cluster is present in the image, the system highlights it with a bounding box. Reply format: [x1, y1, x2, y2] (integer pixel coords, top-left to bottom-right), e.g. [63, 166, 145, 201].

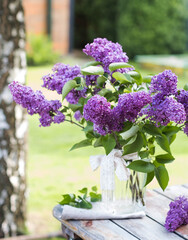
[83, 95, 123, 135]
[74, 110, 83, 121]
[176, 90, 188, 113]
[114, 92, 152, 123]
[142, 71, 187, 128]
[150, 70, 177, 96]
[42, 63, 81, 94]
[42, 63, 85, 104]
[165, 196, 188, 232]
[9, 81, 65, 127]
[66, 88, 87, 104]
[83, 93, 151, 135]
[83, 38, 130, 74]
[142, 95, 186, 126]
[176, 89, 188, 135]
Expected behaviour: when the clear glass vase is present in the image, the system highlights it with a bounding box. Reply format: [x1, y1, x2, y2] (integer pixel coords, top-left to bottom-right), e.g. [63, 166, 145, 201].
[100, 150, 146, 214]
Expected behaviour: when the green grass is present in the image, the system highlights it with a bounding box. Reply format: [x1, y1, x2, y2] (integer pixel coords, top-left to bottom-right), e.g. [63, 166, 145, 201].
[26, 58, 188, 235]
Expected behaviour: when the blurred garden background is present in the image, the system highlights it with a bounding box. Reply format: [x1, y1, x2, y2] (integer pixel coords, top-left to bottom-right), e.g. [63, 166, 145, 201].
[0, 0, 188, 239]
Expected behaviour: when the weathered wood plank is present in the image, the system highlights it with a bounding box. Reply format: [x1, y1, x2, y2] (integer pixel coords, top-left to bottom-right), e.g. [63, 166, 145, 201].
[146, 190, 188, 239]
[53, 205, 137, 239]
[154, 185, 188, 200]
[61, 219, 138, 240]
[113, 216, 184, 240]
[53, 185, 188, 240]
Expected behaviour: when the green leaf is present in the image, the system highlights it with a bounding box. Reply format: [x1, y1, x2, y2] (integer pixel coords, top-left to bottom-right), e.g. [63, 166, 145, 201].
[156, 134, 171, 154]
[68, 103, 82, 111]
[62, 80, 78, 100]
[91, 186, 97, 192]
[128, 71, 142, 84]
[82, 61, 101, 68]
[112, 72, 132, 83]
[97, 88, 112, 97]
[102, 135, 116, 155]
[109, 62, 133, 71]
[120, 125, 139, 140]
[77, 197, 92, 209]
[139, 150, 149, 159]
[125, 134, 137, 145]
[89, 192, 102, 202]
[155, 154, 175, 164]
[162, 126, 180, 136]
[97, 76, 106, 86]
[70, 139, 92, 151]
[123, 132, 143, 155]
[127, 160, 155, 173]
[83, 122, 93, 133]
[59, 194, 76, 205]
[183, 83, 188, 91]
[81, 66, 104, 75]
[141, 132, 147, 147]
[154, 166, 169, 191]
[143, 123, 162, 136]
[74, 77, 82, 84]
[162, 126, 179, 145]
[78, 187, 88, 198]
[93, 137, 103, 148]
[169, 134, 176, 145]
[144, 171, 154, 187]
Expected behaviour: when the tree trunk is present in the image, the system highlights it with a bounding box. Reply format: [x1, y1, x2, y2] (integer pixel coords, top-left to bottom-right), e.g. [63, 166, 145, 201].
[0, 0, 27, 237]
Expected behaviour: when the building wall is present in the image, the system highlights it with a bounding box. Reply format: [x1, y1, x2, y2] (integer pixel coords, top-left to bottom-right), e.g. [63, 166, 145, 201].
[52, 0, 70, 54]
[23, 0, 70, 54]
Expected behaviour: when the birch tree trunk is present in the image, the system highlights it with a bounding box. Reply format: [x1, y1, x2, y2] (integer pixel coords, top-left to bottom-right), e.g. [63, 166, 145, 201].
[0, 0, 27, 237]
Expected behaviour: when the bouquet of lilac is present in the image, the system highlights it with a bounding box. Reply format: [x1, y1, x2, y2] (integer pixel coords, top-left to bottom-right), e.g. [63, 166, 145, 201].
[9, 38, 188, 193]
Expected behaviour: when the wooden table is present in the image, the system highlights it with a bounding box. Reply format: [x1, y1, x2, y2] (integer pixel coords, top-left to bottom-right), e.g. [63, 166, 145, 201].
[53, 184, 188, 240]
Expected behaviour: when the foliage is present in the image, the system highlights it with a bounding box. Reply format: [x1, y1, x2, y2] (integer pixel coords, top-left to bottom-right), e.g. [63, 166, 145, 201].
[26, 64, 188, 233]
[27, 34, 60, 66]
[59, 186, 101, 209]
[75, 0, 188, 57]
[10, 38, 188, 193]
[117, 0, 187, 57]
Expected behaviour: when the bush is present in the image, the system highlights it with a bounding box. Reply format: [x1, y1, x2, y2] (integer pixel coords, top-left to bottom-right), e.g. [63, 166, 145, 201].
[75, 0, 187, 58]
[117, 0, 187, 57]
[27, 34, 60, 66]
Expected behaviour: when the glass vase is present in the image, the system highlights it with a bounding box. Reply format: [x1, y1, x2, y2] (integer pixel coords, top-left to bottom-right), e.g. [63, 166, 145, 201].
[100, 150, 146, 214]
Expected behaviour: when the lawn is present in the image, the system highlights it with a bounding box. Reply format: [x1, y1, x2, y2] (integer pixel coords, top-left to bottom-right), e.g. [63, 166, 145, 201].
[26, 57, 188, 235]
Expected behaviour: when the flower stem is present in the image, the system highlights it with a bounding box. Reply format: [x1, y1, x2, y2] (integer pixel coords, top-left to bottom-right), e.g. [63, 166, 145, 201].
[113, 132, 122, 149]
[65, 119, 84, 129]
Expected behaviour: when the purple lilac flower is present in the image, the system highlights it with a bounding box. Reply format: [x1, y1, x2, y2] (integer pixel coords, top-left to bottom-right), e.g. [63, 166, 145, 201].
[54, 111, 65, 124]
[176, 90, 188, 135]
[83, 95, 111, 125]
[42, 63, 81, 94]
[176, 90, 188, 113]
[85, 75, 98, 86]
[74, 110, 83, 121]
[9, 81, 65, 127]
[165, 196, 188, 232]
[142, 94, 186, 126]
[83, 38, 130, 74]
[150, 70, 177, 96]
[66, 88, 87, 104]
[114, 92, 152, 123]
[83, 95, 124, 135]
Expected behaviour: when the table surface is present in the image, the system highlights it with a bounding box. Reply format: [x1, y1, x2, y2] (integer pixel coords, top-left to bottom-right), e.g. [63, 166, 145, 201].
[53, 184, 188, 240]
